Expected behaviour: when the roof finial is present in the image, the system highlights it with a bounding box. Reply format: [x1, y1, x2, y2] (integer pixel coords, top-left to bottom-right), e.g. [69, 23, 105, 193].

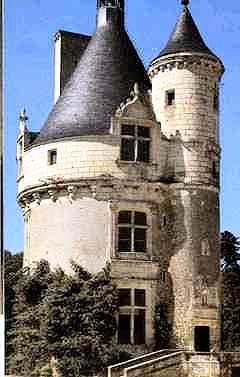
[181, 0, 189, 6]
[19, 107, 28, 134]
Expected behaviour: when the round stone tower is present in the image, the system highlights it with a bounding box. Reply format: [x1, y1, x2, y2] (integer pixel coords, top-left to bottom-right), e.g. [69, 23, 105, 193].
[148, 2, 224, 351]
[17, 0, 167, 348]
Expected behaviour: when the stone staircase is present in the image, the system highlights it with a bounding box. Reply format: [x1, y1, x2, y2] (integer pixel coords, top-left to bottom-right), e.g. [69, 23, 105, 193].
[108, 349, 186, 377]
[108, 350, 235, 377]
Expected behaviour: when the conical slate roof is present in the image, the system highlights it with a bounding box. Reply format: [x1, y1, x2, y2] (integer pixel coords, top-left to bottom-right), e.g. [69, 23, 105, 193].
[34, 21, 150, 145]
[155, 5, 219, 61]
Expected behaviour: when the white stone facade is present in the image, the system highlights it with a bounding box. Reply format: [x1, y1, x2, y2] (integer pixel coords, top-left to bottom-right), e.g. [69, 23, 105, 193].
[16, 4, 225, 356]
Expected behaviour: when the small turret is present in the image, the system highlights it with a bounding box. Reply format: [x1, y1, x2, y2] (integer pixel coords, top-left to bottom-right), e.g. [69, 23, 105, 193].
[96, 0, 125, 29]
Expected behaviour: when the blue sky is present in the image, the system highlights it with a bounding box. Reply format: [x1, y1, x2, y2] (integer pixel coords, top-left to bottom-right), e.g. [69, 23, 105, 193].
[5, 0, 240, 253]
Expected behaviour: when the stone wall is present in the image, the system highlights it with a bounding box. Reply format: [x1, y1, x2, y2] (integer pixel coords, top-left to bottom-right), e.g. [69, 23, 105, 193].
[149, 54, 222, 188]
[19, 122, 167, 194]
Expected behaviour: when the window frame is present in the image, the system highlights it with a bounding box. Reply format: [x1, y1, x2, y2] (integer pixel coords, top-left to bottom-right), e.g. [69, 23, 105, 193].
[120, 124, 151, 163]
[117, 210, 148, 253]
[48, 149, 57, 165]
[166, 89, 175, 106]
[117, 288, 146, 345]
[110, 202, 154, 260]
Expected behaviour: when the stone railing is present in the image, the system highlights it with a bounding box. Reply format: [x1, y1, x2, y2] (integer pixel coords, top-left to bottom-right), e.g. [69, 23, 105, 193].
[108, 350, 185, 377]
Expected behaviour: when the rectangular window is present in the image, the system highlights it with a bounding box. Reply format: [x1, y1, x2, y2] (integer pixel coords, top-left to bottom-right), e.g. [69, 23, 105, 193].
[134, 309, 146, 345]
[120, 124, 150, 163]
[213, 84, 219, 111]
[118, 314, 131, 344]
[166, 90, 175, 106]
[118, 211, 147, 253]
[48, 149, 57, 165]
[118, 289, 146, 345]
[135, 289, 146, 306]
[118, 289, 131, 306]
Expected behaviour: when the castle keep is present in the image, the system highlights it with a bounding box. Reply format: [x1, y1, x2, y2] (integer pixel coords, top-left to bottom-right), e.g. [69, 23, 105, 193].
[16, 1, 240, 375]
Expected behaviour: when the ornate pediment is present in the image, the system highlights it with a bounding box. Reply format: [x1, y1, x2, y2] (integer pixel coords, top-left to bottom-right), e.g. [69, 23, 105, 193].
[115, 83, 156, 121]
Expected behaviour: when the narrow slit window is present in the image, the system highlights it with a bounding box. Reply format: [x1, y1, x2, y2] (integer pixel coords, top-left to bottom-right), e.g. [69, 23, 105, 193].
[212, 161, 217, 178]
[166, 90, 175, 106]
[213, 84, 219, 111]
[48, 150, 57, 165]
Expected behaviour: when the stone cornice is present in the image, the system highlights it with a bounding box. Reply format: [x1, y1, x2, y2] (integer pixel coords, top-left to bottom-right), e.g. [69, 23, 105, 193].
[17, 177, 169, 210]
[148, 54, 224, 79]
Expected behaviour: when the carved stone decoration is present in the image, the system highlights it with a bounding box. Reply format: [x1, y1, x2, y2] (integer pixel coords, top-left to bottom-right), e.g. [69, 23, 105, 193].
[48, 189, 57, 202]
[90, 184, 97, 198]
[195, 275, 209, 306]
[32, 192, 41, 205]
[115, 81, 149, 117]
[201, 238, 211, 256]
[67, 185, 78, 202]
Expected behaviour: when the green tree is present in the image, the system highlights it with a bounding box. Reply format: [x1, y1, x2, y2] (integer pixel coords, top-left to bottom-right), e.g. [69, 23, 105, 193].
[8, 260, 53, 376]
[8, 260, 130, 377]
[4, 250, 23, 369]
[221, 231, 240, 271]
[221, 231, 240, 351]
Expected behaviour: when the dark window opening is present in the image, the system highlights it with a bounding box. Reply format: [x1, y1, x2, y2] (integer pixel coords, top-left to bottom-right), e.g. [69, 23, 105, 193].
[163, 215, 167, 227]
[120, 124, 150, 163]
[134, 228, 147, 252]
[213, 84, 219, 111]
[166, 90, 175, 106]
[134, 309, 146, 345]
[117, 211, 147, 253]
[118, 314, 131, 344]
[134, 212, 147, 226]
[137, 140, 150, 163]
[118, 289, 146, 345]
[232, 368, 240, 377]
[194, 326, 210, 352]
[160, 271, 166, 283]
[48, 150, 57, 165]
[118, 227, 131, 252]
[134, 289, 146, 306]
[120, 138, 135, 161]
[118, 211, 131, 224]
[118, 289, 131, 306]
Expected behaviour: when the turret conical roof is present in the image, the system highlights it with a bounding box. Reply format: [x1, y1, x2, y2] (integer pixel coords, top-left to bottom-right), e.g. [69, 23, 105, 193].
[33, 3, 150, 146]
[154, 5, 219, 61]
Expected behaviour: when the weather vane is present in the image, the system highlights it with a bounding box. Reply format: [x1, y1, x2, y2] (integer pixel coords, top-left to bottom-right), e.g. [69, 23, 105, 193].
[181, 0, 189, 6]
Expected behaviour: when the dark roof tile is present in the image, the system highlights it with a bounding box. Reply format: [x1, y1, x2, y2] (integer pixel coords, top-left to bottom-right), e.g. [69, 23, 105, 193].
[33, 23, 150, 145]
[154, 6, 219, 61]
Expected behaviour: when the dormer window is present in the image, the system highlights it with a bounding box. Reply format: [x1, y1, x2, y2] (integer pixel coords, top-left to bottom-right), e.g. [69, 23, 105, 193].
[166, 90, 175, 106]
[120, 124, 150, 163]
[48, 149, 57, 165]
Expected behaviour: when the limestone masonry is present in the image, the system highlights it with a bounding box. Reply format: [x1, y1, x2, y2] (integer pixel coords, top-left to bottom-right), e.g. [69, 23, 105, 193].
[16, 1, 240, 375]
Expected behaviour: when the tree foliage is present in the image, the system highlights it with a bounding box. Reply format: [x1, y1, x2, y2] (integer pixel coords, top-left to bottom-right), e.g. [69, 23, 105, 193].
[221, 231, 240, 351]
[7, 260, 130, 377]
[4, 250, 23, 365]
[221, 231, 240, 272]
